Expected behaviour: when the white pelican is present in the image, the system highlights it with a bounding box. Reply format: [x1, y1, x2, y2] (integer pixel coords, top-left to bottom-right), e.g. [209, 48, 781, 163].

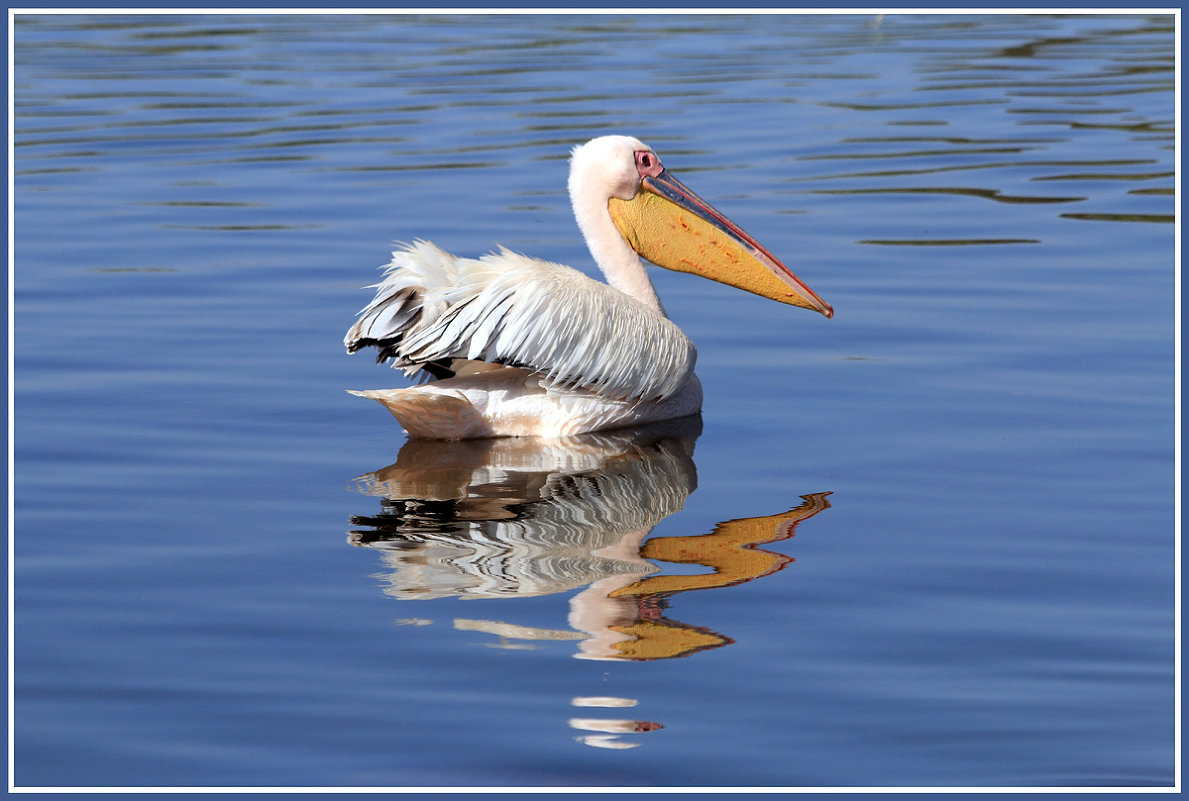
[345, 135, 832, 439]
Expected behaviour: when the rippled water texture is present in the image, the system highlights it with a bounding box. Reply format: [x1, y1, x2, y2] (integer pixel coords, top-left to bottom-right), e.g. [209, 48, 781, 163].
[12, 12, 1177, 788]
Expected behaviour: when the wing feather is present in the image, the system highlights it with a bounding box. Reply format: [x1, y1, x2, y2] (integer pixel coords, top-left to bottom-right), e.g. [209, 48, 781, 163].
[346, 243, 696, 402]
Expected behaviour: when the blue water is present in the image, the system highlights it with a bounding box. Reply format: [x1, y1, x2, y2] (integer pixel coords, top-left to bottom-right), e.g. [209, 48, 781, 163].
[12, 12, 1176, 788]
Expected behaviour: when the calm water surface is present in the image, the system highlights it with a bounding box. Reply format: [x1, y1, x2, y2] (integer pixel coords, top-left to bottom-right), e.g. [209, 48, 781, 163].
[12, 12, 1176, 788]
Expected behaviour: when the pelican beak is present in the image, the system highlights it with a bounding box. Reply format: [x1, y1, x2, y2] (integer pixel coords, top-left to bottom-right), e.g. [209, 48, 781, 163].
[608, 169, 833, 318]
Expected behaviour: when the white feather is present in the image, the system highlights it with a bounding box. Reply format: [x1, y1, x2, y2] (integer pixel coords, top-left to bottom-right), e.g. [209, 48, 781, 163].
[347, 244, 696, 403]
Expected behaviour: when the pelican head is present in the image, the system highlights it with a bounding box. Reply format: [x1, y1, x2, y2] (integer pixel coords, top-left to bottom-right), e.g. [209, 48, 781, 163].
[568, 135, 832, 318]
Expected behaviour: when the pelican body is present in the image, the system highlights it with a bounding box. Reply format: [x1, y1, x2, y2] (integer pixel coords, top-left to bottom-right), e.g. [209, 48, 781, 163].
[345, 135, 831, 439]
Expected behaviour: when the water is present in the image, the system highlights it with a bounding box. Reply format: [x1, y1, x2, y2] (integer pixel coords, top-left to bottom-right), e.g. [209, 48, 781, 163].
[12, 12, 1176, 788]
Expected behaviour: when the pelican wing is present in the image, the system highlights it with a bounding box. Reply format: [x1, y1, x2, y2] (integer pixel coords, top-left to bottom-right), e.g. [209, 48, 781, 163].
[345, 242, 696, 402]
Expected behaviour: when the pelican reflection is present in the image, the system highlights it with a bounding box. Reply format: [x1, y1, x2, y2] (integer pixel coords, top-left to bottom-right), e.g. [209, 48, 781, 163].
[348, 417, 831, 661]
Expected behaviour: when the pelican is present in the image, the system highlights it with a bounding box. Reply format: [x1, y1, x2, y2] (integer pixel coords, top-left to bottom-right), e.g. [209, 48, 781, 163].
[345, 135, 832, 439]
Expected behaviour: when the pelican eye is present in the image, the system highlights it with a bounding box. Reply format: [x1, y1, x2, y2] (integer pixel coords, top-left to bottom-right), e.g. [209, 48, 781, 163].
[634, 150, 663, 179]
